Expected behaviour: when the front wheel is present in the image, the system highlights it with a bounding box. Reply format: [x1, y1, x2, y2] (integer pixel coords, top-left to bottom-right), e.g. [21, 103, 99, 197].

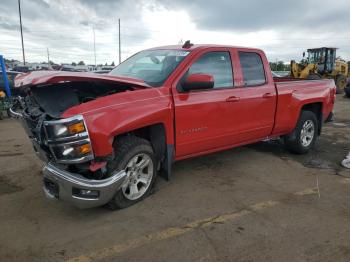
[284, 111, 318, 154]
[107, 136, 157, 210]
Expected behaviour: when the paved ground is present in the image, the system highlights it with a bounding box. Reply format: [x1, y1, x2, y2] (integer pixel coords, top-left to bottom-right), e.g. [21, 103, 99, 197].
[1, 95, 350, 262]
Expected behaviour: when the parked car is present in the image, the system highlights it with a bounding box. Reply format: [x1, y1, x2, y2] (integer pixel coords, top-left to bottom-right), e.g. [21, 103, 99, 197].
[60, 66, 78, 72]
[10, 44, 336, 209]
[93, 70, 111, 74]
[12, 66, 30, 73]
[272, 71, 281, 77]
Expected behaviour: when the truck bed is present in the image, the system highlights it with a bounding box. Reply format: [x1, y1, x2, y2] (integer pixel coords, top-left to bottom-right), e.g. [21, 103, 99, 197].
[272, 77, 336, 136]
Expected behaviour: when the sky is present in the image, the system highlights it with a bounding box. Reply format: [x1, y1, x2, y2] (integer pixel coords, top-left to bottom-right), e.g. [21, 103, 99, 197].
[1, 0, 350, 65]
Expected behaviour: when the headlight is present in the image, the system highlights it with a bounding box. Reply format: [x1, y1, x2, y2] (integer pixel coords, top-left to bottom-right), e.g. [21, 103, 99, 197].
[50, 140, 93, 162]
[44, 115, 87, 141]
[43, 115, 94, 164]
[50, 121, 85, 137]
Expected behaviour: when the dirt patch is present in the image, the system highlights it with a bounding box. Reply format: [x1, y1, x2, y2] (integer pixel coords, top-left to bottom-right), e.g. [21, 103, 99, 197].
[0, 177, 23, 195]
[329, 120, 350, 128]
[248, 133, 350, 172]
[0, 152, 24, 157]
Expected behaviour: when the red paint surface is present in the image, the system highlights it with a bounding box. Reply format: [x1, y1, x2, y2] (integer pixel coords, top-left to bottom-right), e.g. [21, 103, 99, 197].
[19, 45, 336, 162]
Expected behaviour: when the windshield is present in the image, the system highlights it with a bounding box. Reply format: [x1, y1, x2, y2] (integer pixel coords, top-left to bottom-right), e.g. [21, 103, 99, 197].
[109, 49, 190, 87]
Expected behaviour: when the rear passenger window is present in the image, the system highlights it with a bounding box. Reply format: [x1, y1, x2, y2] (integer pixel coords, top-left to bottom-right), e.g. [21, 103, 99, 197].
[188, 52, 233, 88]
[239, 52, 266, 86]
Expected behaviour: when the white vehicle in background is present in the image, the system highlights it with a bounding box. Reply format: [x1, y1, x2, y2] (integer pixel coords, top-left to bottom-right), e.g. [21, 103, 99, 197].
[272, 71, 290, 77]
[272, 71, 281, 77]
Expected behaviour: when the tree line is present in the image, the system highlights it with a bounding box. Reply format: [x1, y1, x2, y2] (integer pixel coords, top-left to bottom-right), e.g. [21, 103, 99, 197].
[269, 61, 291, 71]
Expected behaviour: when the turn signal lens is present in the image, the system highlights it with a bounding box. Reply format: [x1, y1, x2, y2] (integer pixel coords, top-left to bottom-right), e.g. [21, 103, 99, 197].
[68, 121, 85, 134]
[75, 144, 91, 155]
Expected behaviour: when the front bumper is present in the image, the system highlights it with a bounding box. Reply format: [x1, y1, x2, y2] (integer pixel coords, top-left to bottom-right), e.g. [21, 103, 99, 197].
[10, 108, 126, 209]
[43, 163, 127, 209]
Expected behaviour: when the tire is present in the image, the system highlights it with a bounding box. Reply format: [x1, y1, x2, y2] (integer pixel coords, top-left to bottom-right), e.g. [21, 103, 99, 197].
[335, 74, 347, 94]
[284, 111, 318, 154]
[107, 136, 157, 210]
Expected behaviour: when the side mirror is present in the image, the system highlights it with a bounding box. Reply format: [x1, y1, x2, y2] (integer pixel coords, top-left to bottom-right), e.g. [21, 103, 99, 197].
[182, 73, 214, 92]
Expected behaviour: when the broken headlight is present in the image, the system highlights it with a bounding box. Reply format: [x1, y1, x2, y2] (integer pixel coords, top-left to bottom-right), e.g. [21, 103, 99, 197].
[43, 115, 94, 164]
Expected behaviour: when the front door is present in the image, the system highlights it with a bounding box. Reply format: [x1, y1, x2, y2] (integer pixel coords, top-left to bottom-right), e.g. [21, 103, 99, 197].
[173, 50, 238, 157]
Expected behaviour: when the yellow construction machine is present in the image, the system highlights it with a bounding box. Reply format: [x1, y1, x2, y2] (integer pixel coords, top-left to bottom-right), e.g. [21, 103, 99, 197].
[290, 47, 348, 93]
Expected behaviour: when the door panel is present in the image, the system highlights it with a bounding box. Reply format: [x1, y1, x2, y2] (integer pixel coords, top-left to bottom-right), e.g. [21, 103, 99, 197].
[172, 49, 277, 158]
[174, 89, 239, 157]
[173, 50, 236, 157]
[222, 85, 276, 142]
[233, 51, 277, 141]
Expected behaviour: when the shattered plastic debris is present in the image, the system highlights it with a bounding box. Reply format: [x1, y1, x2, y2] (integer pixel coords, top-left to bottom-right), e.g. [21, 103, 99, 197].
[341, 152, 350, 168]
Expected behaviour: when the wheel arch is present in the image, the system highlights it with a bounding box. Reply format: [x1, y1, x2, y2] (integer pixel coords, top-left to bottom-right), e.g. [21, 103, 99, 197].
[113, 123, 173, 180]
[300, 102, 323, 135]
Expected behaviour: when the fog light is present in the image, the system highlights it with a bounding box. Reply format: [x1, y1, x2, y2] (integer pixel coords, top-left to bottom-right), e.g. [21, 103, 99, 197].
[72, 187, 99, 199]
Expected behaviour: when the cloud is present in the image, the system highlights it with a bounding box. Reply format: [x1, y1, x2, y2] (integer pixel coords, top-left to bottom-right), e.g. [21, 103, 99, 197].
[1, 0, 350, 64]
[0, 17, 29, 32]
[155, 0, 350, 33]
[30, 0, 50, 8]
[0, 0, 154, 64]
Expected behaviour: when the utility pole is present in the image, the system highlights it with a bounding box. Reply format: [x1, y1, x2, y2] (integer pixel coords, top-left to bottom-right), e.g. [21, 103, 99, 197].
[275, 58, 278, 71]
[93, 27, 96, 67]
[47, 48, 50, 65]
[18, 0, 25, 65]
[118, 18, 121, 64]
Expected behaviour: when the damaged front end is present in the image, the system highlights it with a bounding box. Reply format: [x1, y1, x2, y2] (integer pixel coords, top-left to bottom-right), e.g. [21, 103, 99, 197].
[9, 72, 150, 208]
[11, 82, 107, 165]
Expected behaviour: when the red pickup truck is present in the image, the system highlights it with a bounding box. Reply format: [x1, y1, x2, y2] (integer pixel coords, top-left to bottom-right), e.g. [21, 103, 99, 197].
[11, 43, 336, 209]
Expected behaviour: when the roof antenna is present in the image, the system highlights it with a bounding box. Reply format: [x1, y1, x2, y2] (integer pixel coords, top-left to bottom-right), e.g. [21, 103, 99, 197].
[182, 40, 193, 49]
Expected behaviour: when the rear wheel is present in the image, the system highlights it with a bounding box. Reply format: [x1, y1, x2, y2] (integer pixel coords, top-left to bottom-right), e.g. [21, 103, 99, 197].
[335, 74, 347, 94]
[284, 111, 318, 154]
[107, 136, 157, 210]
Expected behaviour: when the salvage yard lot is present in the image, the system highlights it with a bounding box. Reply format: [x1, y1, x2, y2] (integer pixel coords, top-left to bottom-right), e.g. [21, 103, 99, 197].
[1, 96, 350, 262]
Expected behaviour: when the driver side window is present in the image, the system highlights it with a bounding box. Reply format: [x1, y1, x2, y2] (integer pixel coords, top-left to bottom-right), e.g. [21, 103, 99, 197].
[188, 52, 234, 89]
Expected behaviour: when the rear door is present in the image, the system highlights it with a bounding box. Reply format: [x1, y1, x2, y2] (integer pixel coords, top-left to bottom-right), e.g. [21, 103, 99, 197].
[226, 50, 277, 141]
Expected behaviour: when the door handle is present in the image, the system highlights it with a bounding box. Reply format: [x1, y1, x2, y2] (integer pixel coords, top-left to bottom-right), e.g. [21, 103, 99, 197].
[226, 96, 240, 102]
[262, 93, 273, 98]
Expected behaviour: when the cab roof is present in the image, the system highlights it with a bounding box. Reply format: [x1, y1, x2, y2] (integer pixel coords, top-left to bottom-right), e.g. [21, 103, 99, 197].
[307, 47, 338, 51]
[146, 44, 262, 52]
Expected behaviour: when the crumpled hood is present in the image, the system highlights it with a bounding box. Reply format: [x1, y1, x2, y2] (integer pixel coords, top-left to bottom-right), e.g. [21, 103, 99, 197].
[14, 70, 150, 88]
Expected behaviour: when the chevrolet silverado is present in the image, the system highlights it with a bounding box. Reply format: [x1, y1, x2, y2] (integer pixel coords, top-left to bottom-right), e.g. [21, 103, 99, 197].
[10, 43, 336, 209]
